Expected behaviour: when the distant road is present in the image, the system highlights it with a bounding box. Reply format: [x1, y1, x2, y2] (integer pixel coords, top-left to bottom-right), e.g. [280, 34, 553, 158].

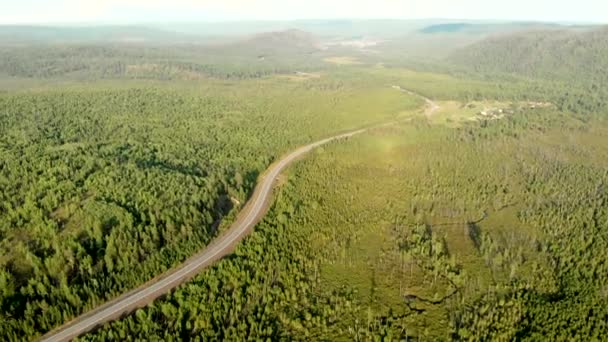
[40, 88, 435, 342]
[392, 85, 440, 116]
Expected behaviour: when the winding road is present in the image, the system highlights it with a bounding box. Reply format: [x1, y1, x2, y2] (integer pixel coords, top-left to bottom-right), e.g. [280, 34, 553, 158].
[40, 89, 439, 342]
[392, 85, 440, 116]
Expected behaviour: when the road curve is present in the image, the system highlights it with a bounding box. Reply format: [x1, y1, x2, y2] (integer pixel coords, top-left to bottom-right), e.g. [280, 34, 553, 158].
[392, 85, 440, 116]
[40, 127, 372, 342]
[40, 87, 438, 342]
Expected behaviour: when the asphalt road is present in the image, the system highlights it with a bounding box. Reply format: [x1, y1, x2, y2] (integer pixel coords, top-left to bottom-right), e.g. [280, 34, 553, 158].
[39, 128, 368, 342]
[40, 88, 439, 342]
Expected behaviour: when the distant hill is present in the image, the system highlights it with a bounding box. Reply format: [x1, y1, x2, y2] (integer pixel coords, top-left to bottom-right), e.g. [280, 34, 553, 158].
[376, 22, 573, 60]
[160, 20, 438, 39]
[420, 23, 476, 33]
[419, 22, 564, 35]
[0, 28, 326, 80]
[239, 29, 321, 52]
[0, 25, 199, 45]
[449, 26, 608, 83]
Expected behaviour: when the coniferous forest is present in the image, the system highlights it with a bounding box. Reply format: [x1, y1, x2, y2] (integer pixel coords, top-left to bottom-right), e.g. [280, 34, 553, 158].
[1, 21, 608, 341]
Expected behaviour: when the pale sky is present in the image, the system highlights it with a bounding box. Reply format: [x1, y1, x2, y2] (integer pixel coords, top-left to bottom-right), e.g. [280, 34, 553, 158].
[1, 0, 606, 25]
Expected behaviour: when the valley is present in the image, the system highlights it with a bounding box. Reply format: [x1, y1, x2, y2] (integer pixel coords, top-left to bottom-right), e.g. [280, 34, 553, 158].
[0, 17, 607, 341]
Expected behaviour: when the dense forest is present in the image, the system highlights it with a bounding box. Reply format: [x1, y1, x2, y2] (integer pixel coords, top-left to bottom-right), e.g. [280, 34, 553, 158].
[0, 29, 325, 80]
[0, 72, 419, 340]
[81, 104, 608, 340]
[1, 21, 608, 341]
[0, 44, 324, 80]
[449, 26, 608, 94]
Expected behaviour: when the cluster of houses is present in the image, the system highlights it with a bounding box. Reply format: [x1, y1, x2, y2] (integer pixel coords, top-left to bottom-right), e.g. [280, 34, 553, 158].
[478, 108, 514, 119]
[477, 101, 552, 119]
[527, 101, 552, 109]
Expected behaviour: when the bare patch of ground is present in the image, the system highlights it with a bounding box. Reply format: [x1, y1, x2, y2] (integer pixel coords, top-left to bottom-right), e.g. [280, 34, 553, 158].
[391, 85, 440, 117]
[323, 56, 363, 65]
[279, 71, 322, 81]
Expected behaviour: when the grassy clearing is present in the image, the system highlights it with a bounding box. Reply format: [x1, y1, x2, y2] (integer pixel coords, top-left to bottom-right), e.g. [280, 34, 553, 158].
[427, 100, 515, 125]
[267, 110, 608, 339]
[277, 71, 322, 81]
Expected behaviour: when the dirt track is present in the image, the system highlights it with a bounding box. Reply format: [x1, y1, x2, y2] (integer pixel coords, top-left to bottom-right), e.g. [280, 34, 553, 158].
[392, 85, 440, 116]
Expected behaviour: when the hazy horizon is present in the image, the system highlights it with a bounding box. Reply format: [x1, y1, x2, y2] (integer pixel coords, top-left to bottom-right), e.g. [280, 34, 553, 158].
[1, 0, 606, 25]
[0, 18, 604, 27]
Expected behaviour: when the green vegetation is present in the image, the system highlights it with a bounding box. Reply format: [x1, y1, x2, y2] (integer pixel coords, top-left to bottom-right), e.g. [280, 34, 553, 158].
[450, 26, 608, 83]
[0, 43, 324, 80]
[82, 104, 608, 340]
[447, 26, 608, 113]
[1, 21, 608, 341]
[0, 72, 419, 340]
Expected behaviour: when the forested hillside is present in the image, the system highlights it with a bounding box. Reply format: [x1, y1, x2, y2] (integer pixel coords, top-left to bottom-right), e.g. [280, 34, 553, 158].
[243, 29, 320, 51]
[0, 45, 323, 80]
[0, 28, 328, 80]
[449, 26, 608, 83]
[419, 22, 560, 34]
